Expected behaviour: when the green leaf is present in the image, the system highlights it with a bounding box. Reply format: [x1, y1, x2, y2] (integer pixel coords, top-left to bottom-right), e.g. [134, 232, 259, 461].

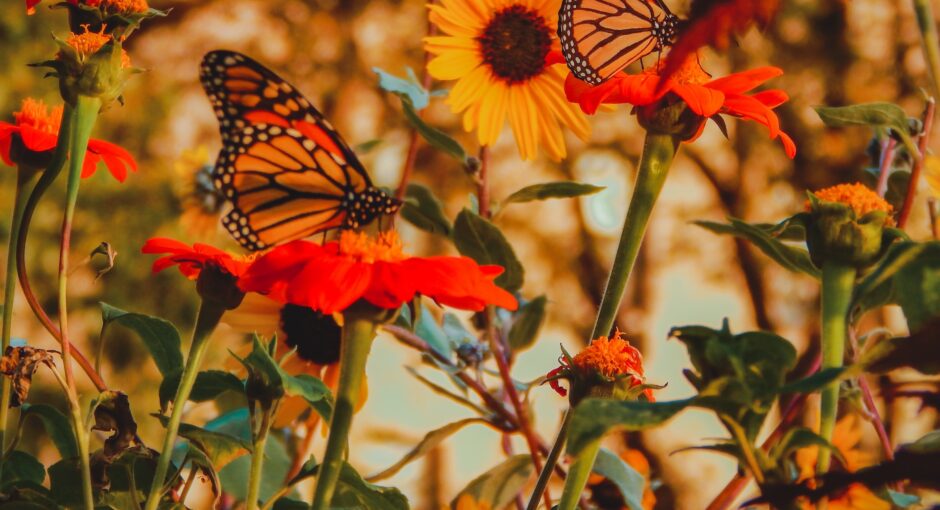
[159, 370, 244, 408]
[452, 209, 524, 292]
[593, 448, 646, 510]
[19, 404, 78, 459]
[332, 462, 410, 509]
[777, 367, 847, 395]
[863, 317, 940, 374]
[48, 459, 84, 507]
[401, 97, 467, 162]
[232, 335, 287, 404]
[892, 241, 940, 330]
[368, 418, 488, 482]
[100, 302, 183, 377]
[373, 67, 430, 110]
[212, 409, 292, 503]
[852, 241, 927, 313]
[502, 181, 604, 206]
[414, 300, 452, 359]
[283, 373, 333, 421]
[442, 313, 475, 345]
[814, 103, 920, 159]
[401, 183, 453, 236]
[452, 455, 533, 510]
[272, 498, 309, 510]
[567, 399, 694, 455]
[507, 295, 547, 352]
[0, 451, 45, 489]
[178, 423, 250, 470]
[884, 489, 920, 507]
[695, 218, 820, 278]
[769, 427, 841, 464]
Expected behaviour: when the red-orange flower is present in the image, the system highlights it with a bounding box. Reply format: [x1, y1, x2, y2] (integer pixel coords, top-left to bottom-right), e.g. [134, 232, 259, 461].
[565, 54, 796, 158]
[142, 238, 250, 280]
[547, 329, 654, 402]
[239, 231, 518, 315]
[0, 98, 137, 181]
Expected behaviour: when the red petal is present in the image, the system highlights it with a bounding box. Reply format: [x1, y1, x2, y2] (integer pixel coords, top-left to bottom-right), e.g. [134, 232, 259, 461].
[17, 125, 57, 153]
[87, 139, 138, 182]
[81, 152, 101, 179]
[142, 237, 191, 254]
[750, 89, 789, 109]
[364, 261, 417, 310]
[565, 74, 616, 115]
[707, 67, 783, 95]
[0, 129, 12, 167]
[546, 50, 566, 66]
[672, 83, 725, 117]
[722, 94, 780, 137]
[287, 257, 371, 314]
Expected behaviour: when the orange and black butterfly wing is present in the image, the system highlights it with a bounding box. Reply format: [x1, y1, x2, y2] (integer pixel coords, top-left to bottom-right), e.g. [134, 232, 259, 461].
[215, 123, 400, 251]
[559, 0, 679, 85]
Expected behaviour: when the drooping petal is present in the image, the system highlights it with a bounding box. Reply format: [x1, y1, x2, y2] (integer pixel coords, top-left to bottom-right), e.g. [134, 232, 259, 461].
[706, 66, 783, 95]
[749, 89, 789, 109]
[722, 94, 780, 137]
[87, 139, 138, 182]
[565, 73, 619, 115]
[672, 83, 725, 117]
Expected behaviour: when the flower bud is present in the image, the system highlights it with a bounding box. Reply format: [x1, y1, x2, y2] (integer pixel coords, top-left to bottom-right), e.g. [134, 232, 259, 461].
[43, 25, 136, 107]
[805, 183, 894, 269]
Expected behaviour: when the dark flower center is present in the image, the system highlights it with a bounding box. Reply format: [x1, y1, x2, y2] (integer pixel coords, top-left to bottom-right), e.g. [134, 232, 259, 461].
[478, 5, 552, 84]
[279, 304, 341, 365]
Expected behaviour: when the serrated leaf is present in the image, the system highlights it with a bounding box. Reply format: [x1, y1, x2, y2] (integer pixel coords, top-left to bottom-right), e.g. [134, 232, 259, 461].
[502, 181, 605, 206]
[452, 455, 533, 510]
[814, 103, 920, 159]
[19, 404, 78, 459]
[368, 418, 488, 482]
[695, 218, 820, 278]
[567, 399, 694, 455]
[507, 295, 547, 352]
[100, 303, 182, 377]
[452, 209, 524, 292]
[373, 67, 429, 110]
[593, 448, 646, 510]
[401, 183, 452, 236]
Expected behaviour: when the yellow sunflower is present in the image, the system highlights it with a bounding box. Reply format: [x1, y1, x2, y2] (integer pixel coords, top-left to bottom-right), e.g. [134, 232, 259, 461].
[425, 0, 590, 161]
[222, 294, 368, 429]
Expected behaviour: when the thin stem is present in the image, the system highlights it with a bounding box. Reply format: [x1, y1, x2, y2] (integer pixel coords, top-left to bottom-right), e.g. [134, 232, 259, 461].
[557, 439, 600, 510]
[246, 406, 275, 510]
[14, 105, 107, 392]
[59, 95, 102, 510]
[817, 262, 856, 480]
[929, 198, 940, 239]
[484, 306, 550, 508]
[144, 300, 226, 510]
[0, 171, 36, 472]
[592, 133, 678, 338]
[526, 410, 572, 510]
[393, 16, 436, 203]
[723, 418, 765, 485]
[898, 99, 935, 229]
[180, 466, 198, 506]
[913, 0, 940, 98]
[477, 146, 491, 218]
[311, 317, 377, 510]
[875, 138, 896, 198]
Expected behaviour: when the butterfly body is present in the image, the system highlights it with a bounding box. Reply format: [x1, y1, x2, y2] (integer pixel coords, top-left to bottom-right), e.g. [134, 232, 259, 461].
[559, 0, 680, 85]
[200, 50, 400, 251]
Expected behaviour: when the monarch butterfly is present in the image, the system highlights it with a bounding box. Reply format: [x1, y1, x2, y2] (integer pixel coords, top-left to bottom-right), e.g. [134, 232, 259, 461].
[559, 0, 680, 85]
[200, 50, 401, 251]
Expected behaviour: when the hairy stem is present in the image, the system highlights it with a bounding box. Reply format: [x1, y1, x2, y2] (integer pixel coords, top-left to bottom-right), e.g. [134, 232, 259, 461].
[311, 317, 376, 510]
[526, 410, 572, 510]
[144, 300, 226, 510]
[592, 133, 678, 338]
[58, 95, 102, 510]
[817, 262, 856, 487]
[246, 406, 274, 510]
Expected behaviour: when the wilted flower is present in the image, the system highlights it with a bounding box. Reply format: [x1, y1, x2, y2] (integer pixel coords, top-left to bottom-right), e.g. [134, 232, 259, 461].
[546, 330, 654, 405]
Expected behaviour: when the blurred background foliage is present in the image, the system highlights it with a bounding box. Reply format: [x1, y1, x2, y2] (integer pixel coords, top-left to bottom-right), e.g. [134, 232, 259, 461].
[0, 0, 937, 508]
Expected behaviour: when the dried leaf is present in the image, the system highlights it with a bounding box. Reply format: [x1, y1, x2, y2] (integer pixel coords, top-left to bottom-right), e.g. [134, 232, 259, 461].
[0, 346, 55, 407]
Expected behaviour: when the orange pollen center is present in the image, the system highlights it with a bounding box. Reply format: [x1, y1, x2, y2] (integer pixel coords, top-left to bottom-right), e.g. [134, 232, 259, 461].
[65, 25, 132, 68]
[13, 98, 63, 135]
[338, 231, 406, 263]
[649, 53, 711, 85]
[101, 0, 149, 13]
[812, 182, 894, 222]
[572, 329, 645, 379]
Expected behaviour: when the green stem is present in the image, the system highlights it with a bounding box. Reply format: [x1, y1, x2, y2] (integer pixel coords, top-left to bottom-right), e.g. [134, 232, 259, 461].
[914, 0, 940, 98]
[816, 262, 856, 481]
[591, 132, 678, 338]
[246, 406, 274, 510]
[58, 95, 102, 510]
[0, 170, 37, 473]
[310, 317, 377, 510]
[557, 438, 600, 510]
[143, 300, 226, 510]
[526, 410, 572, 510]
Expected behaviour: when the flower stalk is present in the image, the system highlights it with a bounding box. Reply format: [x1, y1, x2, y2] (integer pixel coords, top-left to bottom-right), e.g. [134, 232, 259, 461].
[557, 438, 600, 510]
[913, 0, 940, 98]
[246, 405, 276, 510]
[310, 315, 377, 510]
[816, 261, 856, 482]
[58, 94, 102, 510]
[0, 169, 38, 471]
[526, 410, 572, 510]
[592, 132, 678, 338]
[144, 300, 226, 510]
